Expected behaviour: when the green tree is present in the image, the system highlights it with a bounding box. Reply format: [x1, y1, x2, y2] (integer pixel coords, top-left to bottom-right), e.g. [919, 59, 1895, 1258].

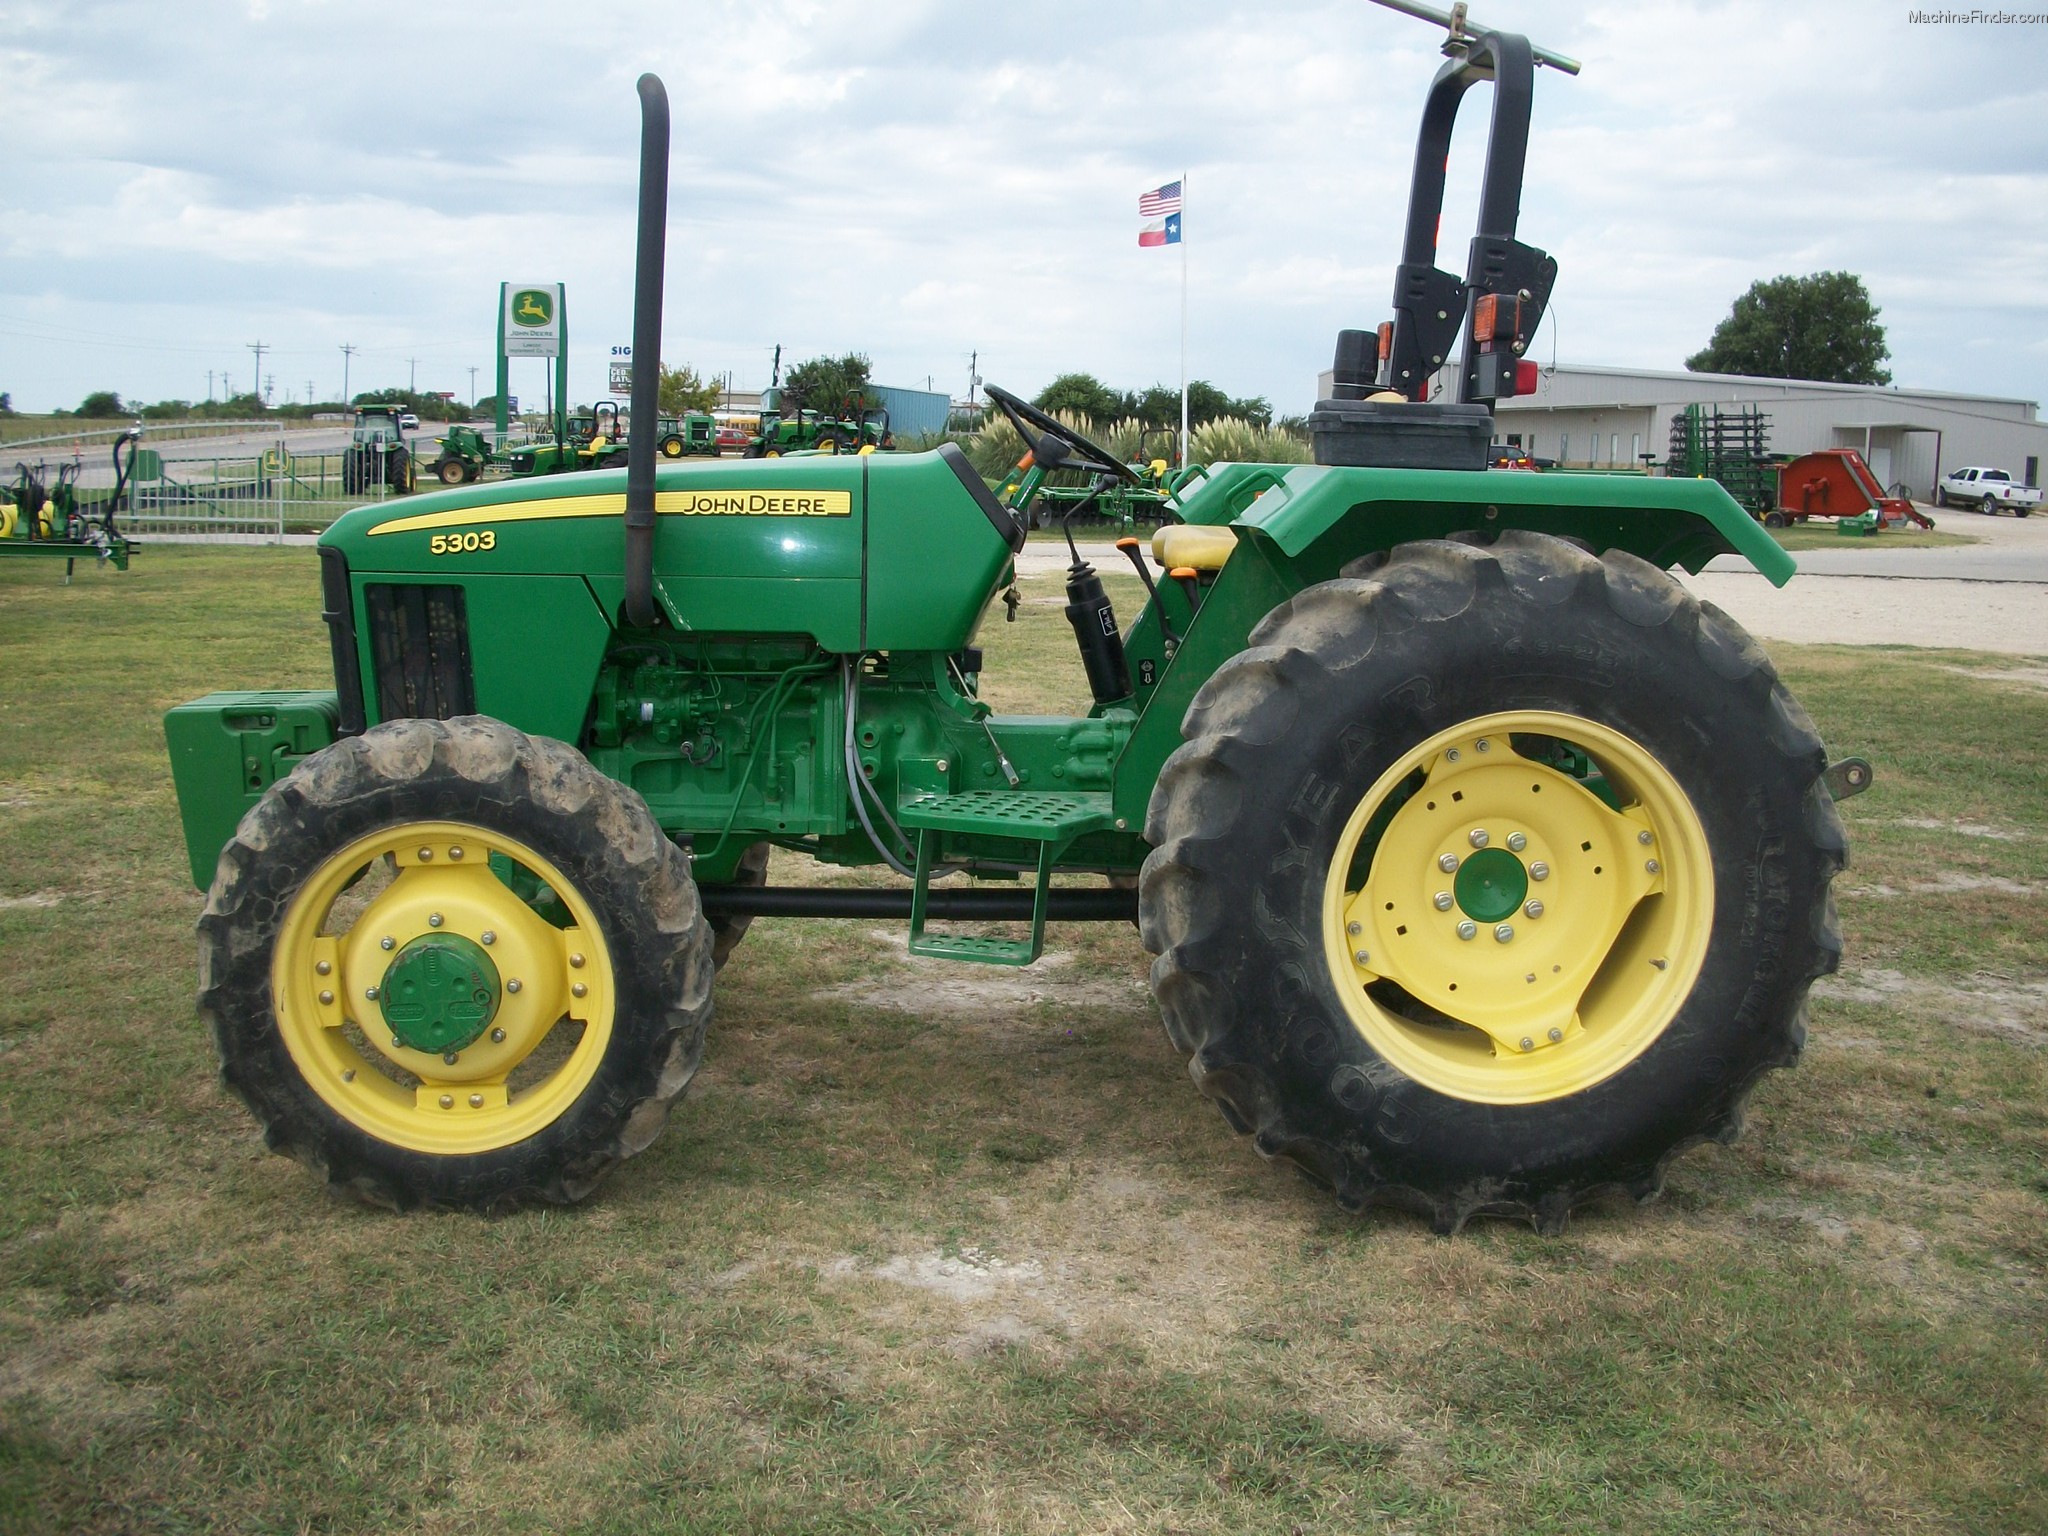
[782, 353, 874, 417]
[77, 390, 126, 418]
[658, 363, 720, 416]
[1686, 271, 1892, 385]
[1130, 380, 1272, 429]
[1033, 373, 1125, 422]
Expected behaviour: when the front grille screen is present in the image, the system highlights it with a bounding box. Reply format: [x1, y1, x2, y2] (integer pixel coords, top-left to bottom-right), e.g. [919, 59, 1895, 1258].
[365, 583, 476, 721]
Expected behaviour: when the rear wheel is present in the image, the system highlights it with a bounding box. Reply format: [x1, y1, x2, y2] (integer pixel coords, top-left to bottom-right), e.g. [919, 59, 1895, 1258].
[1763, 510, 1787, 528]
[1140, 533, 1845, 1232]
[436, 458, 467, 486]
[1982, 495, 1999, 516]
[200, 717, 714, 1210]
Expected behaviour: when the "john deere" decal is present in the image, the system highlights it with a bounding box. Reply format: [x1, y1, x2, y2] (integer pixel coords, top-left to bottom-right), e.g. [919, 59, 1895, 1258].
[370, 489, 852, 538]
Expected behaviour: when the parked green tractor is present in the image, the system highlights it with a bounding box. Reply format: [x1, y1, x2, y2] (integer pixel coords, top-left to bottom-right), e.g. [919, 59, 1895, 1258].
[745, 392, 893, 456]
[165, 26, 1863, 1228]
[341, 405, 415, 495]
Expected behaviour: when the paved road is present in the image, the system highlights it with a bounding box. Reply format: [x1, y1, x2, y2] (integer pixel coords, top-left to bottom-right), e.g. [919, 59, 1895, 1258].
[1030, 507, 2048, 656]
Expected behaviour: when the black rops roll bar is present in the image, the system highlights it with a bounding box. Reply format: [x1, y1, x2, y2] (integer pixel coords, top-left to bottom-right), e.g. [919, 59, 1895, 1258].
[623, 73, 670, 630]
[1378, 28, 1560, 406]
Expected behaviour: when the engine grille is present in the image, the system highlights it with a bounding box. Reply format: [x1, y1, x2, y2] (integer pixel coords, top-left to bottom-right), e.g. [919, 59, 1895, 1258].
[364, 583, 476, 721]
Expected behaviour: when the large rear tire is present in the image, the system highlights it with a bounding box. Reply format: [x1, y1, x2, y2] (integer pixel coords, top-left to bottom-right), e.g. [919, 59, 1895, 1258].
[1140, 533, 1846, 1232]
[200, 717, 714, 1211]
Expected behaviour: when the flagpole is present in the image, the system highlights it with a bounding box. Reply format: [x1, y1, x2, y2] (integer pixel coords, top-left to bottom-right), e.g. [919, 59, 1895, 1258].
[1178, 170, 1189, 469]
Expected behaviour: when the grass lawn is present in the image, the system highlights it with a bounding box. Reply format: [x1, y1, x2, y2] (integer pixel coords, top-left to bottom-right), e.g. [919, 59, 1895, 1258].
[1, 548, 2043, 1534]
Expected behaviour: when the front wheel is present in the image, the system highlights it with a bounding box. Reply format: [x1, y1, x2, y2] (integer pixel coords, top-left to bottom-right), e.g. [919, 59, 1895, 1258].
[1140, 534, 1846, 1232]
[659, 435, 685, 459]
[200, 717, 714, 1210]
[1934, 486, 1947, 508]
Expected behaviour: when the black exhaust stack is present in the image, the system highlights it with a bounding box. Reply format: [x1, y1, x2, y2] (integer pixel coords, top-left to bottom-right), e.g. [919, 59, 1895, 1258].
[623, 73, 669, 629]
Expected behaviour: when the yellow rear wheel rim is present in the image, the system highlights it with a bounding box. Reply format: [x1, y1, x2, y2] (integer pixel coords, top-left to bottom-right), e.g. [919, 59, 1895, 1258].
[1322, 711, 1712, 1104]
[272, 821, 616, 1153]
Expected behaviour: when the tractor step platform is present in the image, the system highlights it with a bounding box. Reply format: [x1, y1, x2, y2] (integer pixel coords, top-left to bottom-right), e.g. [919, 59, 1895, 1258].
[895, 791, 1116, 966]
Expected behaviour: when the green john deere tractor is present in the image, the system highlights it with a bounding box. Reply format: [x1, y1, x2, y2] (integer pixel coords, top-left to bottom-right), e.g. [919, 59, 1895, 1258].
[164, 28, 1865, 1227]
[341, 405, 415, 495]
[745, 391, 893, 456]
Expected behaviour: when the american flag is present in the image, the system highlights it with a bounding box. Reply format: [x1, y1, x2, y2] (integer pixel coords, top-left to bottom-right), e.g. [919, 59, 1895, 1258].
[1138, 181, 1182, 217]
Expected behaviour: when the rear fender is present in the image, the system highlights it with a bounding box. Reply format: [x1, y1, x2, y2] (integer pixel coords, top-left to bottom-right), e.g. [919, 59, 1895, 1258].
[1174, 461, 1794, 587]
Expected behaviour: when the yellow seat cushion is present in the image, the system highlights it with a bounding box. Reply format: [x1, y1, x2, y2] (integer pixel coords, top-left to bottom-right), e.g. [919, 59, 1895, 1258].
[1151, 523, 1237, 571]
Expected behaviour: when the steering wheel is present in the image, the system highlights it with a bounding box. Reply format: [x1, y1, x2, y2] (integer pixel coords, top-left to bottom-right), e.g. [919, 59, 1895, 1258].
[983, 383, 1141, 484]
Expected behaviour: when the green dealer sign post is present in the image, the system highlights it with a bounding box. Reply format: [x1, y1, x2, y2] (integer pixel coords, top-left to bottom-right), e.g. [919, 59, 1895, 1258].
[495, 282, 569, 446]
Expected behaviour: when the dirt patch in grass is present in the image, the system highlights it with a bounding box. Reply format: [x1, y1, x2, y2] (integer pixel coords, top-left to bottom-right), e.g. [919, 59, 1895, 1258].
[812, 928, 1147, 1023]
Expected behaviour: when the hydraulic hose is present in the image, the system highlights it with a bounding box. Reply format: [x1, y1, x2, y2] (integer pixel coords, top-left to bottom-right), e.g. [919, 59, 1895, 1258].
[623, 73, 669, 629]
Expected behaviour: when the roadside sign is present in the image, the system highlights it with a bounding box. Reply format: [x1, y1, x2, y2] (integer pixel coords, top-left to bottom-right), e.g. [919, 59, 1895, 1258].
[502, 283, 564, 357]
[609, 344, 632, 396]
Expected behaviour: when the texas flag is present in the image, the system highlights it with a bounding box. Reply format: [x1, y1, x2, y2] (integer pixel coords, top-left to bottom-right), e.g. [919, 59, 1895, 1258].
[1138, 180, 1182, 247]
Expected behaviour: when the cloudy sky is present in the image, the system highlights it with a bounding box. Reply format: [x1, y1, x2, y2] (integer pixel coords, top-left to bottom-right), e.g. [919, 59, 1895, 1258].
[4, 0, 2045, 417]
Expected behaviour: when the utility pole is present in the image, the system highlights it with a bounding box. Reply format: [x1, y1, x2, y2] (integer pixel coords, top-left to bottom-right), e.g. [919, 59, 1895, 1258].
[248, 341, 267, 407]
[306, 380, 314, 405]
[207, 369, 215, 403]
[968, 350, 978, 407]
[339, 343, 357, 406]
[408, 357, 417, 393]
[467, 365, 478, 406]
[264, 373, 275, 404]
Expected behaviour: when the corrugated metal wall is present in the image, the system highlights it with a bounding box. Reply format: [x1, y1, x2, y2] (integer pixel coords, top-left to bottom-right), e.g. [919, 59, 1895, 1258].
[869, 384, 952, 441]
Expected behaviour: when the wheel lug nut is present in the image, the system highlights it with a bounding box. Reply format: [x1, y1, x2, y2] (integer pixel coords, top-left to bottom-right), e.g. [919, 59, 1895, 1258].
[1439, 853, 1460, 873]
[428, 913, 443, 928]
[418, 848, 433, 862]
[448, 845, 464, 860]
[490, 1027, 506, 1043]
[1524, 899, 1544, 918]
[1475, 739, 1491, 753]
[1638, 830, 1654, 845]
[1506, 832, 1526, 852]
[1548, 1027, 1564, 1043]
[318, 989, 334, 1005]
[1346, 921, 1361, 937]
[1446, 748, 1461, 763]
[568, 952, 585, 969]
[365, 986, 380, 1001]
[468, 1093, 484, 1108]
[315, 959, 332, 976]
[1645, 859, 1661, 875]
[1433, 891, 1454, 911]
[571, 982, 588, 998]
[438, 1094, 453, 1109]
[391, 1034, 403, 1049]
[481, 931, 496, 946]
[380, 935, 395, 951]
[1456, 920, 1477, 941]
[506, 979, 522, 994]
[1529, 862, 1549, 881]
[1469, 829, 1489, 849]
[442, 1052, 459, 1065]
[1495, 923, 1515, 943]
[1520, 1037, 1534, 1052]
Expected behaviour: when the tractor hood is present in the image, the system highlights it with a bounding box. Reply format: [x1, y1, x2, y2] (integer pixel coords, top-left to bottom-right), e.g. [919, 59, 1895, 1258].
[318, 443, 1020, 655]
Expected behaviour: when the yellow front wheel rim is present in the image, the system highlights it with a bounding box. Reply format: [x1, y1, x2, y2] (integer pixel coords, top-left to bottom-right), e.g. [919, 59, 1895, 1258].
[1322, 711, 1712, 1104]
[273, 821, 617, 1154]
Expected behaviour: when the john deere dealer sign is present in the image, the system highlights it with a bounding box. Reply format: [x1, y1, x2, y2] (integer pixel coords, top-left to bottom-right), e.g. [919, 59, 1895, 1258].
[501, 283, 564, 358]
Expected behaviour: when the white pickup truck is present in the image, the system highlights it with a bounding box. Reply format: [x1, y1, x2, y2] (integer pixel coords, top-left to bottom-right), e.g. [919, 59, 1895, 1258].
[1935, 465, 2039, 517]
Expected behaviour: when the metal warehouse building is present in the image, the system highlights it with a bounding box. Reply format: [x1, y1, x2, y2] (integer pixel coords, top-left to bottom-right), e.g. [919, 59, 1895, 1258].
[1490, 365, 2047, 500]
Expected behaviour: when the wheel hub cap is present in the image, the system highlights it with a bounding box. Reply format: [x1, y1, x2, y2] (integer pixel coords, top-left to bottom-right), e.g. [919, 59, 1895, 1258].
[379, 934, 500, 1055]
[1453, 847, 1528, 922]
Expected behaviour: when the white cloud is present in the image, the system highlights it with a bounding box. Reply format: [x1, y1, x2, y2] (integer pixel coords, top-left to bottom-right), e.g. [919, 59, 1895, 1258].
[0, 0, 2043, 412]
